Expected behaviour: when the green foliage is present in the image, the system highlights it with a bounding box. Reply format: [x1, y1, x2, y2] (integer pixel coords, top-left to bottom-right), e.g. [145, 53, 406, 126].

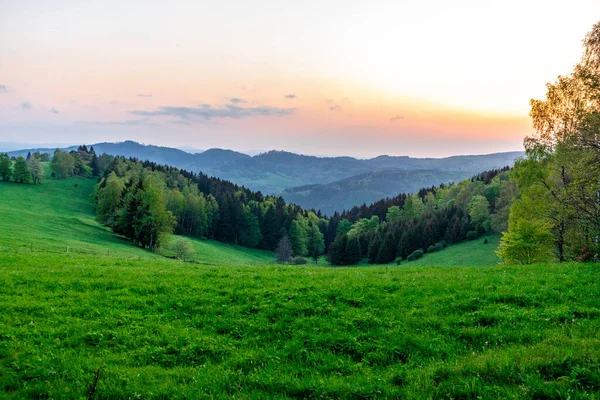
[12, 156, 31, 183]
[50, 149, 75, 179]
[290, 218, 309, 256]
[0, 153, 11, 181]
[498, 218, 555, 265]
[28, 157, 44, 184]
[466, 230, 479, 240]
[336, 218, 352, 235]
[427, 243, 444, 253]
[171, 238, 195, 262]
[468, 195, 490, 230]
[291, 256, 308, 265]
[406, 249, 424, 261]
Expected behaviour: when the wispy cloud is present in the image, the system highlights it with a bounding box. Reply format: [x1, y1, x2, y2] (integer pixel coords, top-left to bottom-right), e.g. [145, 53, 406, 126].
[284, 94, 297, 99]
[137, 93, 153, 98]
[390, 114, 405, 122]
[50, 108, 60, 114]
[0, 85, 7, 93]
[76, 118, 155, 126]
[169, 120, 194, 126]
[130, 103, 295, 120]
[21, 101, 32, 110]
[329, 105, 341, 112]
[229, 97, 247, 104]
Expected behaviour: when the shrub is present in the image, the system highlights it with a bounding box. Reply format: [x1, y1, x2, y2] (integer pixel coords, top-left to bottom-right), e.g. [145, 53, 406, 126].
[466, 231, 479, 241]
[483, 238, 489, 245]
[440, 241, 448, 248]
[407, 249, 424, 261]
[427, 243, 444, 253]
[395, 257, 402, 266]
[291, 257, 308, 265]
[172, 239, 195, 262]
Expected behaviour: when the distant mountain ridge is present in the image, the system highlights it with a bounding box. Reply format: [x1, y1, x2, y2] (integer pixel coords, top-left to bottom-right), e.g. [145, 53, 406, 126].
[8, 140, 523, 213]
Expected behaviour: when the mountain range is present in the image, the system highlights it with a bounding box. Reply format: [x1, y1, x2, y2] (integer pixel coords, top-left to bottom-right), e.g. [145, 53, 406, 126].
[8, 141, 523, 214]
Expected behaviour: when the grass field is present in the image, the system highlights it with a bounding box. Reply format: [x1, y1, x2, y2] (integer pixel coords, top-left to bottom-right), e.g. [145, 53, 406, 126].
[0, 178, 274, 265]
[402, 234, 502, 267]
[1, 178, 599, 398]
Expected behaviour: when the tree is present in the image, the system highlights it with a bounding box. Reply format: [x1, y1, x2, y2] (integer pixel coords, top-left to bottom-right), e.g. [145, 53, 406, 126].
[275, 235, 293, 263]
[0, 153, 12, 181]
[95, 172, 125, 226]
[336, 219, 352, 235]
[90, 153, 102, 177]
[28, 157, 44, 184]
[497, 218, 555, 265]
[239, 207, 262, 247]
[329, 233, 348, 265]
[172, 239, 195, 262]
[132, 179, 176, 250]
[376, 232, 397, 264]
[468, 195, 491, 231]
[50, 150, 75, 179]
[344, 236, 362, 265]
[290, 218, 309, 256]
[12, 156, 31, 183]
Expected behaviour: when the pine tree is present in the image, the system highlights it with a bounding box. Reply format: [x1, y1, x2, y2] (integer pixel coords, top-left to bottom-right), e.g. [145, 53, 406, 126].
[329, 234, 348, 265]
[376, 232, 397, 264]
[368, 235, 382, 263]
[344, 236, 362, 265]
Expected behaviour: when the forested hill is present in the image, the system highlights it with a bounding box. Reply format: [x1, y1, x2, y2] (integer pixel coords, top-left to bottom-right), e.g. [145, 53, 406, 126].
[8, 141, 523, 194]
[281, 169, 482, 215]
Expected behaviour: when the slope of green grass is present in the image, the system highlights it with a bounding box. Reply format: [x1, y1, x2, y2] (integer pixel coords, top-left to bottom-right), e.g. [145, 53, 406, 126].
[0, 253, 599, 399]
[0, 178, 274, 265]
[1, 177, 599, 398]
[402, 234, 502, 267]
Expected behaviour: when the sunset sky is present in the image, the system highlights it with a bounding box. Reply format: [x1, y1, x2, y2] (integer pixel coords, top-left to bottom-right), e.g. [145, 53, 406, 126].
[1, 0, 599, 157]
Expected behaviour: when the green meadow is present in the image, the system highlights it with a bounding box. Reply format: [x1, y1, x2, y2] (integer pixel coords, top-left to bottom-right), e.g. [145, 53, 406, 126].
[0, 178, 599, 399]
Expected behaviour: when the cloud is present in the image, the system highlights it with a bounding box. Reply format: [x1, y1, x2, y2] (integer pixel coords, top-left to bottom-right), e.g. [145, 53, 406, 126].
[109, 101, 120, 105]
[50, 108, 60, 114]
[329, 105, 341, 112]
[169, 120, 194, 126]
[21, 101, 32, 110]
[229, 97, 247, 104]
[0, 85, 7, 93]
[137, 94, 153, 98]
[130, 103, 295, 120]
[76, 118, 155, 126]
[284, 94, 297, 99]
[390, 114, 405, 122]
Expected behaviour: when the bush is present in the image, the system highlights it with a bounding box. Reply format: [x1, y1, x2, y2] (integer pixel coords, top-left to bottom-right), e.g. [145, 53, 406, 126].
[291, 257, 308, 265]
[406, 249, 424, 261]
[466, 231, 479, 241]
[440, 241, 448, 248]
[395, 257, 402, 265]
[171, 239, 195, 262]
[483, 238, 489, 245]
[427, 243, 444, 253]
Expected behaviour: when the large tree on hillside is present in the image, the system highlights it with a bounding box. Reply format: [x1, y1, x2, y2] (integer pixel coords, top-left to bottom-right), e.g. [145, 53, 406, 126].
[12, 156, 31, 184]
[28, 157, 44, 185]
[50, 150, 75, 179]
[0, 153, 12, 181]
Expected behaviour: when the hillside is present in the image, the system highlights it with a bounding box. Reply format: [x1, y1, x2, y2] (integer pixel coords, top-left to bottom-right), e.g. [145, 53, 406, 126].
[282, 169, 478, 215]
[8, 141, 524, 196]
[401, 235, 502, 267]
[0, 177, 274, 265]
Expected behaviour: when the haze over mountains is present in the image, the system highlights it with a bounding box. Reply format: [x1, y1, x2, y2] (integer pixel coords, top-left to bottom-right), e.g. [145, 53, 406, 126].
[8, 141, 523, 214]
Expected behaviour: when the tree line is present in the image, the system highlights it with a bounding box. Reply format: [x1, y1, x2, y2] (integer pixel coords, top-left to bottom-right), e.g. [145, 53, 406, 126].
[93, 156, 328, 255]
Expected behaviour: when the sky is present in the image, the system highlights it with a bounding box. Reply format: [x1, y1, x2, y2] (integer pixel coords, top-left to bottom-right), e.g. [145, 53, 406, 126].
[1, 0, 599, 157]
